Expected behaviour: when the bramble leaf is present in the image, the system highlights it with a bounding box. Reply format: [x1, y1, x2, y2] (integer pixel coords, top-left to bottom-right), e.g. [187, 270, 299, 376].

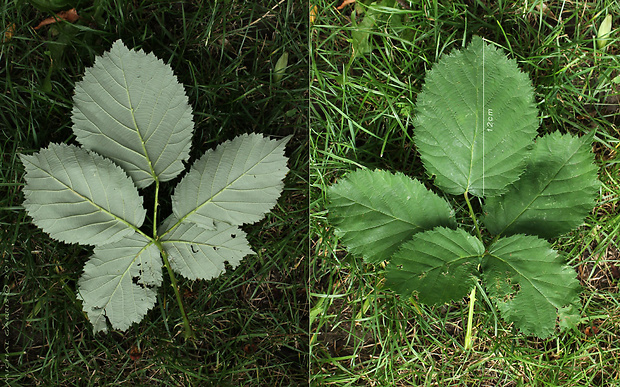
[72, 40, 194, 189]
[414, 36, 538, 197]
[20, 143, 145, 246]
[483, 234, 581, 338]
[483, 132, 599, 239]
[327, 169, 456, 263]
[172, 133, 290, 230]
[159, 216, 254, 281]
[385, 227, 484, 304]
[77, 233, 162, 333]
[20, 39, 292, 337]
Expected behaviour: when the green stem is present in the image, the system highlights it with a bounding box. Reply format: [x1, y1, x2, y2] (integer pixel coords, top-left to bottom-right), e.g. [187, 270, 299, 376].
[153, 179, 160, 238]
[157, 243, 195, 339]
[463, 191, 483, 240]
[464, 286, 476, 350]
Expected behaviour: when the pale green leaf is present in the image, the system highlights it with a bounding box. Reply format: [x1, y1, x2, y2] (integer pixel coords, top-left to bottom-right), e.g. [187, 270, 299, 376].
[414, 36, 538, 197]
[77, 233, 162, 333]
[159, 216, 254, 281]
[273, 51, 289, 83]
[72, 40, 194, 189]
[327, 169, 456, 263]
[597, 14, 613, 49]
[19, 143, 146, 246]
[483, 132, 599, 239]
[385, 227, 484, 304]
[172, 133, 290, 230]
[483, 235, 581, 338]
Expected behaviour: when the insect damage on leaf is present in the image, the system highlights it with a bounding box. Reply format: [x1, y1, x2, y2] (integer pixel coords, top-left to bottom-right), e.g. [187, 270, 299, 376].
[20, 40, 292, 335]
[326, 36, 600, 339]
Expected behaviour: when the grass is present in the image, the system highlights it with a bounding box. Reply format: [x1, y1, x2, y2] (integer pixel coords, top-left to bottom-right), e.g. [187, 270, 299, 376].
[1, 0, 308, 385]
[310, 0, 620, 385]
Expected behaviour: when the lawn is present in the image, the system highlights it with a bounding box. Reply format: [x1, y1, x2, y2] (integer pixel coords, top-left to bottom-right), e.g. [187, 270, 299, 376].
[1, 1, 308, 385]
[310, 0, 620, 385]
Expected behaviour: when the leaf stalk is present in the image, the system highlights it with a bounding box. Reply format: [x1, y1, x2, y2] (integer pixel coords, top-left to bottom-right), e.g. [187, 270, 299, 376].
[464, 191, 483, 240]
[464, 286, 476, 350]
[157, 243, 195, 340]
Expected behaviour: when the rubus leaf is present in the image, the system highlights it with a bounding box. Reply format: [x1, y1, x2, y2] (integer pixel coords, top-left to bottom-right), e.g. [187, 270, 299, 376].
[77, 233, 162, 333]
[159, 216, 254, 281]
[385, 227, 484, 304]
[171, 133, 290, 230]
[414, 36, 538, 197]
[483, 234, 581, 338]
[327, 169, 456, 263]
[19, 143, 146, 246]
[72, 40, 194, 189]
[483, 132, 599, 239]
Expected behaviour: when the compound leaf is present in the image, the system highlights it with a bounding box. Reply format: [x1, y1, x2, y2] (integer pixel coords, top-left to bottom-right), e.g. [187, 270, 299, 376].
[483, 132, 600, 239]
[172, 133, 290, 230]
[415, 36, 538, 197]
[72, 40, 194, 189]
[327, 169, 456, 263]
[20, 143, 146, 246]
[159, 216, 254, 281]
[385, 227, 484, 304]
[483, 234, 581, 338]
[77, 233, 162, 333]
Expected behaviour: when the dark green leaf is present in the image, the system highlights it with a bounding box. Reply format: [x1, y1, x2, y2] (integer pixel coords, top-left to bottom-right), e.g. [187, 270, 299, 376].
[483, 234, 581, 338]
[327, 169, 456, 263]
[385, 227, 484, 304]
[483, 132, 599, 239]
[414, 36, 538, 197]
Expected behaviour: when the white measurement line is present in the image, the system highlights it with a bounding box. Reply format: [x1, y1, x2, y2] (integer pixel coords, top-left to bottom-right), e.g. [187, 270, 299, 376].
[482, 39, 485, 196]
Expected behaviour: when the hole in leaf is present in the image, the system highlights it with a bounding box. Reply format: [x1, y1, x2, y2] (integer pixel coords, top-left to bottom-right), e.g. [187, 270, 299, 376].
[132, 276, 146, 289]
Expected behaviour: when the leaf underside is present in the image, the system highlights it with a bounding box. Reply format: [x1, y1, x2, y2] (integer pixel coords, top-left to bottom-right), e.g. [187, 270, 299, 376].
[19, 39, 292, 336]
[72, 40, 194, 189]
[78, 233, 162, 333]
[172, 133, 291, 230]
[483, 234, 581, 338]
[159, 216, 254, 281]
[385, 227, 484, 304]
[327, 169, 456, 263]
[483, 132, 600, 239]
[414, 36, 539, 197]
[19, 143, 145, 246]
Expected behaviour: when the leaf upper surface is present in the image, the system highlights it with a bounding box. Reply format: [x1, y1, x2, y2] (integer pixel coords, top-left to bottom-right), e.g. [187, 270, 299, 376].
[483, 132, 600, 239]
[159, 216, 254, 280]
[72, 40, 194, 188]
[414, 36, 538, 197]
[385, 227, 484, 304]
[483, 234, 581, 338]
[19, 143, 146, 246]
[327, 169, 456, 263]
[77, 233, 162, 333]
[172, 133, 290, 229]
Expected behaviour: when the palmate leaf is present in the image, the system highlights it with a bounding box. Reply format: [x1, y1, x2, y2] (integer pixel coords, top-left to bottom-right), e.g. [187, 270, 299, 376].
[19, 143, 145, 246]
[483, 132, 599, 239]
[172, 133, 290, 230]
[483, 234, 581, 338]
[327, 169, 456, 263]
[72, 40, 194, 189]
[77, 233, 162, 333]
[414, 36, 538, 197]
[159, 216, 254, 281]
[385, 227, 484, 304]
